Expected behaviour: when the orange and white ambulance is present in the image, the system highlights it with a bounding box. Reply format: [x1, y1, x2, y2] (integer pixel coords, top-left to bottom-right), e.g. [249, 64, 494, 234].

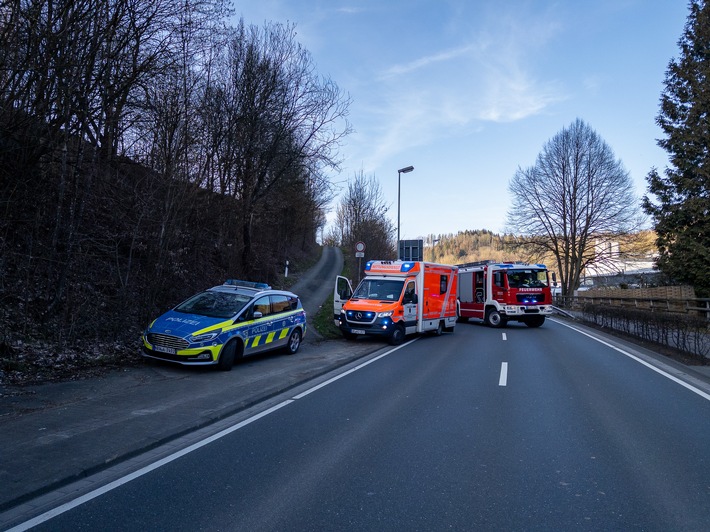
[333, 260, 458, 345]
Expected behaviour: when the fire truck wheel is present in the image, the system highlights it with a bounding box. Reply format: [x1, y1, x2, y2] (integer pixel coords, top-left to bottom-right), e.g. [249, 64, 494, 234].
[389, 324, 405, 345]
[485, 309, 504, 328]
[525, 316, 545, 328]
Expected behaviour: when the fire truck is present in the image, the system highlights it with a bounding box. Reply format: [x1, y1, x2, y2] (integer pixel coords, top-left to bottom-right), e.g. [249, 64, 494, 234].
[334, 260, 458, 345]
[457, 261, 553, 327]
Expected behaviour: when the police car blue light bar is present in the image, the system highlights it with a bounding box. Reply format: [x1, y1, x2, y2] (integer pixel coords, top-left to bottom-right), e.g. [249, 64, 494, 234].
[223, 279, 271, 290]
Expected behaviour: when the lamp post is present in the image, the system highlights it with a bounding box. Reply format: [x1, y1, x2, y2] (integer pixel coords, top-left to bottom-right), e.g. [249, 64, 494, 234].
[397, 165, 414, 259]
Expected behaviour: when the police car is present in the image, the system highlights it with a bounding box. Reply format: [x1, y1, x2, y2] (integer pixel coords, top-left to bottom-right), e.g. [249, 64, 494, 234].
[142, 280, 307, 371]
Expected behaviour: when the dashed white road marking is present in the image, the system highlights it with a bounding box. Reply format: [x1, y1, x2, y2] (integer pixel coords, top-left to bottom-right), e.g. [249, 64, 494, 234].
[499, 362, 508, 386]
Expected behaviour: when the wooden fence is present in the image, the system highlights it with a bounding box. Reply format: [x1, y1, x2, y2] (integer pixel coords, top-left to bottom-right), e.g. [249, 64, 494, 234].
[559, 285, 710, 320]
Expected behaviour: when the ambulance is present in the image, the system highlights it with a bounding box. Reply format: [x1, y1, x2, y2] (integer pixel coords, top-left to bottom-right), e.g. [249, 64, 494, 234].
[457, 261, 553, 327]
[334, 260, 458, 345]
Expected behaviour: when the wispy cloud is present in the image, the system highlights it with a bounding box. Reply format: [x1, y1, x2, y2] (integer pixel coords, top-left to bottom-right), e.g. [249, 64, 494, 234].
[381, 44, 478, 78]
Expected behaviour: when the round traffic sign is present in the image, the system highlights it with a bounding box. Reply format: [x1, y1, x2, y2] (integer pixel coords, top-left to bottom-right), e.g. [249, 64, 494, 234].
[355, 241, 366, 252]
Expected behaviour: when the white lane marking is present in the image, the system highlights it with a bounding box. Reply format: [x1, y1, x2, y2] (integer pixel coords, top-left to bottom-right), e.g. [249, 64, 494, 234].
[552, 319, 710, 402]
[499, 362, 508, 386]
[9, 338, 418, 531]
[7, 400, 294, 531]
[502, 333, 507, 341]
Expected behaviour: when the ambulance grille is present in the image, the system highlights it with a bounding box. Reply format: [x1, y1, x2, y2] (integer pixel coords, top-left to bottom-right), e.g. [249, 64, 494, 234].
[147, 333, 189, 350]
[345, 310, 377, 324]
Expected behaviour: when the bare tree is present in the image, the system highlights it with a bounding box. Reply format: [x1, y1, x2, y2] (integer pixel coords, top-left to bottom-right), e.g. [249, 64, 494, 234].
[507, 119, 640, 295]
[203, 19, 351, 274]
[335, 170, 396, 261]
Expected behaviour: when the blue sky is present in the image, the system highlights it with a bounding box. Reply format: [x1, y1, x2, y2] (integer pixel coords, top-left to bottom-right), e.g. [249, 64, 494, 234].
[233, 0, 689, 240]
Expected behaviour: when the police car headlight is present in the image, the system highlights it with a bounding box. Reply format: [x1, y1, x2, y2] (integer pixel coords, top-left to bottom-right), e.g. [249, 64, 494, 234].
[189, 330, 221, 343]
[378, 311, 394, 318]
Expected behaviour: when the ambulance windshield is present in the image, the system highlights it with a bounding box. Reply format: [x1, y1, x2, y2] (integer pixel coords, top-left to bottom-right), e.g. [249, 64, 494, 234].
[352, 278, 405, 301]
[506, 269, 548, 288]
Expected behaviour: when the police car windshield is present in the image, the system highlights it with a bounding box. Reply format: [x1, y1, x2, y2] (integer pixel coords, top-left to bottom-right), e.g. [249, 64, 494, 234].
[353, 279, 405, 301]
[175, 291, 252, 319]
[506, 269, 548, 288]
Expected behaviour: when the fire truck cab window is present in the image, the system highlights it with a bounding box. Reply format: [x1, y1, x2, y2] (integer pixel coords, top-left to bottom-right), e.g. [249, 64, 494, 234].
[494, 271, 504, 287]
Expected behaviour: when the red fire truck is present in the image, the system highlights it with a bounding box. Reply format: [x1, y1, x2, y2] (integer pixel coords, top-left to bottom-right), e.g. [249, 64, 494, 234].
[457, 261, 553, 327]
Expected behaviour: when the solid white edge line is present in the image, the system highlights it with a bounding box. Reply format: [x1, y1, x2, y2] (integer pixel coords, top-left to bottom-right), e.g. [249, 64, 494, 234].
[502, 332, 507, 341]
[552, 319, 710, 402]
[7, 400, 294, 532]
[10, 337, 419, 531]
[499, 362, 508, 386]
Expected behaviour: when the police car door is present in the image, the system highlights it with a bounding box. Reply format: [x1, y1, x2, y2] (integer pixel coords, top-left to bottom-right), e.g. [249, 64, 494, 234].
[245, 296, 273, 355]
[333, 275, 353, 326]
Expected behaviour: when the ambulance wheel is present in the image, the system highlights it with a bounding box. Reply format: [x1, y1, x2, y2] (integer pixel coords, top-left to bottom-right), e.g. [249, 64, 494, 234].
[217, 341, 240, 371]
[389, 324, 405, 345]
[485, 309, 504, 328]
[525, 316, 545, 328]
[285, 328, 302, 354]
[434, 321, 444, 336]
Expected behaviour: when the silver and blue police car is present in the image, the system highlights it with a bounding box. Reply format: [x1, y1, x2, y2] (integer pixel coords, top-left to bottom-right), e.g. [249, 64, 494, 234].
[142, 280, 307, 371]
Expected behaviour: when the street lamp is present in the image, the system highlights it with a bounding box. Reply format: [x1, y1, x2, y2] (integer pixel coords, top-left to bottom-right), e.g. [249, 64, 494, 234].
[397, 165, 414, 259]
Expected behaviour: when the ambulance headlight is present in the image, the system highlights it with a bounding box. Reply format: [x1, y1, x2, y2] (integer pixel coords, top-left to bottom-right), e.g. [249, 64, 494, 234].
[378, 311, 394, 318]
[189, 330, 221, 343]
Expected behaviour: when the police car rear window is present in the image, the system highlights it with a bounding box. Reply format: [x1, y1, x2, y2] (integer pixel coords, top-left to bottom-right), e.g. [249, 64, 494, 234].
[175, 292, 252, 319]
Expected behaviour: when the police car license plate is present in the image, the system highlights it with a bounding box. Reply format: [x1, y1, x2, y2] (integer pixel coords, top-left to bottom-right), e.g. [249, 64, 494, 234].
[352, 329, 365, 335]
[155, 345, 176, 355]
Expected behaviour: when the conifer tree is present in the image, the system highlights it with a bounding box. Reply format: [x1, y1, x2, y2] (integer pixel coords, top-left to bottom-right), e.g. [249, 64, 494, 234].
[644, 0, 710, 296]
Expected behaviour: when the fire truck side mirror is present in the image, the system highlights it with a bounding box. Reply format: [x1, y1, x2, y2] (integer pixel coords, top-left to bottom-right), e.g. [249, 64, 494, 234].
[552, 272, 557, 284]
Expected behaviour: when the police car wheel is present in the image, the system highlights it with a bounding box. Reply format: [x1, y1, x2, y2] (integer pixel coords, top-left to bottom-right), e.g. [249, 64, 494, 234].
[217, 341, 238, 371]
[286, 329, 302, 355]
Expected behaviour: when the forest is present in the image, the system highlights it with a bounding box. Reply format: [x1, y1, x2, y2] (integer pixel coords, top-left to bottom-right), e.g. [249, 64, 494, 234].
[0, 1, 349, 383]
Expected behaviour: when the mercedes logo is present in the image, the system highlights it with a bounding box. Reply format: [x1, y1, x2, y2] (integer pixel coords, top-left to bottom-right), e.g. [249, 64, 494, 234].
[356, 312, 362, 319]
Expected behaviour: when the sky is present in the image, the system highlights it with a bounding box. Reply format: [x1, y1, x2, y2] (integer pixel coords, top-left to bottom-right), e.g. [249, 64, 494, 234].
[232, 0, 690, 242]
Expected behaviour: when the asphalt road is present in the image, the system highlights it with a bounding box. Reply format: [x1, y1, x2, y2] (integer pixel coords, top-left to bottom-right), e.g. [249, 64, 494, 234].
[0, 245, 387, 528]
[17, 318, 710, 531]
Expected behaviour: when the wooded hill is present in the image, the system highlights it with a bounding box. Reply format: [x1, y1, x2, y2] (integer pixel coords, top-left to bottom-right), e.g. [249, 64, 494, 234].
[425, 229, 657, 275]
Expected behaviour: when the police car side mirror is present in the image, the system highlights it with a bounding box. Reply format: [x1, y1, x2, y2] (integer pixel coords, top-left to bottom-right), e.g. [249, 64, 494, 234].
[253, 311, 263, 319]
